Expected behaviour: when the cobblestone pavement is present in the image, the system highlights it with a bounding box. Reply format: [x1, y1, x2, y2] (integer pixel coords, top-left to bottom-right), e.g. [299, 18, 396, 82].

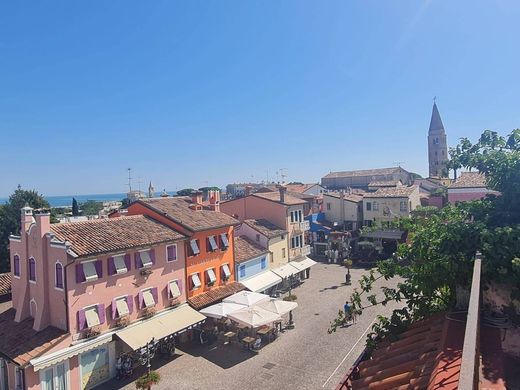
[99, 261, 402, 390]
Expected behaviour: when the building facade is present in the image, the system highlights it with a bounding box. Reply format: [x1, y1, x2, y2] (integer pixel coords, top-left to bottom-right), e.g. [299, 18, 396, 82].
[447, 172, 498, 204]
[322, 192, 363, 231]
[362, 186, 421, 226]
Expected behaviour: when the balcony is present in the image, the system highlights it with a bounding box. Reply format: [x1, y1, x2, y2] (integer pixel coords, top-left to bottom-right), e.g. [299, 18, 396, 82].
[300, 220, 310, 231]
[290, 245, 311, 259]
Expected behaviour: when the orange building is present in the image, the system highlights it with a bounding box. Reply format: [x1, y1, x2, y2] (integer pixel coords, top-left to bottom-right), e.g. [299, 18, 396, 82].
[120, 192, 245, 310]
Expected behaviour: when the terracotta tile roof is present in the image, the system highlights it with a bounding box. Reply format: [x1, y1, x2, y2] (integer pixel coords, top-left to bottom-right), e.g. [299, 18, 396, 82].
[137, 197, 239, 232]
[344, 313, 469, 390]
[233, 236, 268, 264]
[50, 215, 185, 257]
[323, 167, 406, 179]
[363, 185, 419, 199]
[187, 282, 246, 310]
[252, 191, 306, 206]
[284, 183, 318, 193]
[0, 306, 68, 366]
[0, 273, 11, 296]
[449, 172, 487, 188]
[324, 192, 364, 203]
[243, 219, 287, 239]
[368, 180, 402, 187]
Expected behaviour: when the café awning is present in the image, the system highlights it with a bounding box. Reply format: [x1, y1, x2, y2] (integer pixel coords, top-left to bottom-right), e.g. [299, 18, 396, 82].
[271, 263, 300, 279]
[116, 304, 205, 351]
[290, 257, 317, 272]
[241, 271, 282, 293]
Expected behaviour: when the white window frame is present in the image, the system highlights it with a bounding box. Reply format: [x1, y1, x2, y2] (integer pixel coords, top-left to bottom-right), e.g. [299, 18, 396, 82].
[189, 239, 200, 256]
[28, 256, 36, 284]
[40, 359, 70, 390]
[139, 250, 153, 268]
[168, 279, 181, 299]
[400, 200, 408, 212]
[115, 295, 130, 318]
[190, 273, 201, 290]
[373, 202, 379, 211]
[84, 304, 101, 328]
[141, 288, 155, 308]
[82, 260, 99, 282]
[221, 264, 231, 280]
[206, 268, 217, 285]
[166, 244, 177, 262]
[113, 254, 128, 274]
[54, 260, 64, 291]
[208, 236, 218, 251]
[13, 253, 20, 279]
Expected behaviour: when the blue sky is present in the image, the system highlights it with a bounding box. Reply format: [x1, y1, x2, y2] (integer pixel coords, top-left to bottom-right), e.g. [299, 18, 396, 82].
[1, 1, 519, 196]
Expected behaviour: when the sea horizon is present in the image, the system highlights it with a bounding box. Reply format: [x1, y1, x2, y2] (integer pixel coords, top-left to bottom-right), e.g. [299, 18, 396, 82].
[0, 191, 176, 208]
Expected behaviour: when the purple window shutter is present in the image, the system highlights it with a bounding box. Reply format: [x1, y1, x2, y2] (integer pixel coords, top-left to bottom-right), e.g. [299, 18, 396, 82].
[135, 253, 142, 269]
[75, 263, 85, 283]
[167, 246, 173, 261]
[150, 249, 156, 264]
[98, 303, 106, 324]
[108, 257, 115, 276]
[124, 254, 131, 271]
[56, 263, 63, 288]
[13, 256, 20, 276]
[112, 298, 117, 319]
[127, 295, 133, 314]
[95, 260, 103, 278]
[151, 287, 158, 305]
[78, 309, 86, 330]
[138, 291, 144, 309]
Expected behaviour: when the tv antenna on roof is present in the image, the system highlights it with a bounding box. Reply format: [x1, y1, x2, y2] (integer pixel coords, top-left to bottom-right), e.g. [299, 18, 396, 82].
[127, 168, 133, 192]
[277, 168, 288, 184]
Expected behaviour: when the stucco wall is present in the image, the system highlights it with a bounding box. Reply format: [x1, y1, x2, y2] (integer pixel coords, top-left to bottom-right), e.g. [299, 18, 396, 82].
[447, 188, 491, 205]
[322, 195, 361, 225]
[363, 188, 420, 224]
[236, 254, 269, 281]
[268, 236, 289, 268]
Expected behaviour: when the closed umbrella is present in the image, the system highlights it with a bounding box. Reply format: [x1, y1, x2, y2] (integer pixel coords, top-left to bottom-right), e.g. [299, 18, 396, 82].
[223, 291, 270, 307]
[227, 306, 281, 328]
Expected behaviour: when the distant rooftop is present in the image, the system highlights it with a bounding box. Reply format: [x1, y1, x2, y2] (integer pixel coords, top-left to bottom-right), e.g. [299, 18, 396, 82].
[233, 236, 268, 263]
[449, 172, 487, 189]
[323, 192, 364, 203]
[363, 185, 418, 198]
[243, 219, 287, 239]
[0, 273, 11, 296]
[252, 191, 306, 206]
[323, 167, 407, 179]
[368, 180, 402, 187]
[51, 215, 185, 257]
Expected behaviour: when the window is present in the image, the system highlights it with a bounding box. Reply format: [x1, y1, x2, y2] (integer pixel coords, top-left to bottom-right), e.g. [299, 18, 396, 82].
[83, 261, 99, 282]
[138, 251, 153, 268]
[191, 273, 201, 290]
[13, 255, 20, 277]
[15, 367, 24, 390]
[366, 202, 372, 211]
[290, 211, 294, 223]
[400, 201, 407, 212]
[373, 202, 379, 211]
[282, 248, 286, 258]
[55, 262, 64, 289]
[207, 236, 218, 252]
[291, 237, 295, 249]
[115, 297, 130, 318]
[166, 245, 177, 262]
[206, 269, 217, 285]
[189, 239, 200, 256]
[239, 264, 246, 278]
[220, 233, 229, 250]
[256, 234, 260, 242]
[326, 203, 331, 211]
[85, 306, 101, 328]
[364, 220, 373, 227]
[261, 257, 266, 269]
[142, 289, 155, 308]
[221, 264, 231, 280]
[113, 255, 128, 274]
[168, 280, 181, 299]
[41, 361, 68, 390]
[28, 257, 36, 282]
[298, 210, 302, 222]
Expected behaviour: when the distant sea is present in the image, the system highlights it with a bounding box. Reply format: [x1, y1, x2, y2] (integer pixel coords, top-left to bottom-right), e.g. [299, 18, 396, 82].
[0, 192, 176, 208]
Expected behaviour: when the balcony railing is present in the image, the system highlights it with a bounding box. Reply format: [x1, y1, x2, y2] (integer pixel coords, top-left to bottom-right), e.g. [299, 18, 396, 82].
[291, 245, 311, 259]
[300, 220, 310, 231]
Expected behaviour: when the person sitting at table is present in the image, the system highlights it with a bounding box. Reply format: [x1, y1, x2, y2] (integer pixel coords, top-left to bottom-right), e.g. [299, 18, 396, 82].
[253, 337, 262, 350]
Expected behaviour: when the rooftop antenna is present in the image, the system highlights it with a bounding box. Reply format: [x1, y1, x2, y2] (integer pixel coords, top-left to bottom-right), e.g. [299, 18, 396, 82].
[137, 176, 142, 193]
[279, 168, 288, 184]
[127, 168, 133, 192]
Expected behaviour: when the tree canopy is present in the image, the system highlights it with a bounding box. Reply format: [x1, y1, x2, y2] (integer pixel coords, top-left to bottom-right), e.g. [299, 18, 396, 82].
[0, 187, 52, 272]
[72, 197, 80, 216]
[329, 129, 520, 349]
[176, 188, 196, 196]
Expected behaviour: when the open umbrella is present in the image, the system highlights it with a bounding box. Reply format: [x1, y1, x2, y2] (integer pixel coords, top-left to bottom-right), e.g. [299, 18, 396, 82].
[223, 291, 270, 307]
[227, 306, 281, 328]
[256, 298, 298, 316]
[199, 302, 246, 319]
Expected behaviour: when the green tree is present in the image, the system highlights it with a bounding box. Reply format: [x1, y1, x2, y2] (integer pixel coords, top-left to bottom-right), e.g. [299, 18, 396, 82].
[0, 187, 52, 272]
[72, 197, 80, 216]
[176, 188, 196, 196]
[329, 129, 520, 346]
[80, 200, 103, 216]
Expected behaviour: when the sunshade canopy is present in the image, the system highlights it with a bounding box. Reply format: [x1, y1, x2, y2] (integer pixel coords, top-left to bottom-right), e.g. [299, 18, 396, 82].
[199, 302, 247, 319]
[223, 291, 270, 307]
[257, 298, 298, 316]
[271, 263, 300, 279]
[227, 306, 281, 328]
[241, 271, 282, 293]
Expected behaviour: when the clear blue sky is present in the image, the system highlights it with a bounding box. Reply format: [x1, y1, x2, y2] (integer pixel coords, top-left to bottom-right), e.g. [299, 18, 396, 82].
[1, 1, 519, 197]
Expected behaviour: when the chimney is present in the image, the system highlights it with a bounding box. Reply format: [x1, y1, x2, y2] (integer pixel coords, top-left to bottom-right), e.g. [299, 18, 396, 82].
[208, 190, 221, 212]
[21, 206, 34, 233]
[191, 190, 203, 205]
[34, 210, 51, 236]
[278, 185, 287, 204]
[245, 185, 253, 196]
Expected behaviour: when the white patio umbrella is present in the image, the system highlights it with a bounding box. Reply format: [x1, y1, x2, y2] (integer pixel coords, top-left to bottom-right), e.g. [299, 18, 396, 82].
[256, 298, 298, 316]
[227, 306, 281, 328]
[223, 291, 270, 307]
[199, 302, 247, 319]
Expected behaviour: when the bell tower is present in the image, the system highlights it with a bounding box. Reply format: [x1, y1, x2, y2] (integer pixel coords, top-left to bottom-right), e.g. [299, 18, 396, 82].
[428, 99, 448, 178]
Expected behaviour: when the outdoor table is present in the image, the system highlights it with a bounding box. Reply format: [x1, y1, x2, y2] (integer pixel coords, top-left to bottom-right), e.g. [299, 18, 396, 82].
[257, 327, 273, 344]
[241, 336, 256, 350]
[224, 331, 236, 345]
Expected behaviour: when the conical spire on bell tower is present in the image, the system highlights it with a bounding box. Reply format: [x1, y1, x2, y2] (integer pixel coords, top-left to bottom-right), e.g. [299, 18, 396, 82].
[427, 98, 449, 178]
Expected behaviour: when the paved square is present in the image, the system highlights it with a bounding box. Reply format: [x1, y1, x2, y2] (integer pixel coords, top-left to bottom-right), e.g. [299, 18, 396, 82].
[99, 262, 401, 390]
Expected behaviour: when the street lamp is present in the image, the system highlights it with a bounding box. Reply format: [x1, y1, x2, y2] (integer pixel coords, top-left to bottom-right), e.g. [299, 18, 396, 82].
[137, 338, 158, 375]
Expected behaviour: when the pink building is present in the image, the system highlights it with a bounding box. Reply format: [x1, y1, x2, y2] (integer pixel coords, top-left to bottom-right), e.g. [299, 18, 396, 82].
[1, 207, 205, 390]
[447, 172, 499, 204]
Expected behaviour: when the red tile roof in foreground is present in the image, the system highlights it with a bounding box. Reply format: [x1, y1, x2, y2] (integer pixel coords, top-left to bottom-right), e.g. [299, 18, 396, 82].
[0, 305, 68, 366]
[51, 215, 185, 257]
[187, 282, 246, 310]
[233, 236, 268, 264]
[0, 272, 11, 296]
[345, 313, 467, 390]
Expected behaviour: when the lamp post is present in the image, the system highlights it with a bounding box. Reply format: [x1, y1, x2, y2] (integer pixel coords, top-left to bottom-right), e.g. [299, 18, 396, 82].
[138, 338, 157, 375]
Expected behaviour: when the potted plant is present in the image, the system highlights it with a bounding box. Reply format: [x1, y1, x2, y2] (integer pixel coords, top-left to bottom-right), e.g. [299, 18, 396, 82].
[85, 326, 101, 339]
[143, 307, 156, 318]
[135, 370, 160, 390]
[116, 315, 131, 328]
[169, 297, 180, 307]
[140, 267, 153, 276]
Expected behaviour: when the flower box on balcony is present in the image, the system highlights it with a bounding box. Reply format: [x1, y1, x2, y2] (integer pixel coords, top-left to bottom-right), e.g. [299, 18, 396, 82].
[143, 306, 156, 318]
[85, 326, 101, 339]
[116, 315, 131, 328]
[169, 298, 180, 307]
[140, 267, 153, 276]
